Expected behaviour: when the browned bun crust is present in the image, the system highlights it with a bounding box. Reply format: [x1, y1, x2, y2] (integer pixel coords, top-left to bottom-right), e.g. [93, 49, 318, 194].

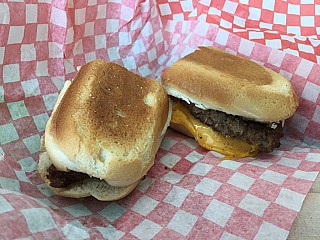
[44, 60, 170, 187]
[162, 46, 298, 122]
[50, 60, 168, 158]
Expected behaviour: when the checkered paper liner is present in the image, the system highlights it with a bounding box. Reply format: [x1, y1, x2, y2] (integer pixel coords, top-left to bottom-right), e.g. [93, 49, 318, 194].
[1, 0, 320, 239]
[158, 0, 320, 64]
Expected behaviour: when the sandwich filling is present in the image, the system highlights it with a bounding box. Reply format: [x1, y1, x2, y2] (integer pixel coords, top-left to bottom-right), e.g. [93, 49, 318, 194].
[184, 102, 283, 152]
[171, 99, 284, 159]
[47, 164, 91, 188]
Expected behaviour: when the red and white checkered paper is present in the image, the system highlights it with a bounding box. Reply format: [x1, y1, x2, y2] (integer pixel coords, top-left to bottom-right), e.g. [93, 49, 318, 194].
[158, 0, 320, 64]
[1, 0, 320, 239]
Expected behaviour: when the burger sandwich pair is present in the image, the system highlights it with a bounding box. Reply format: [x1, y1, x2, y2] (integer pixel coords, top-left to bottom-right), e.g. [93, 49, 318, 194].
[38, 46, 298, 200]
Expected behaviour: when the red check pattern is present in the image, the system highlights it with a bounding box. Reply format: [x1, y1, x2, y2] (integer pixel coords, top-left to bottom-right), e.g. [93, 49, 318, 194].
[157, 0, 320, 64]
[0, 0, 320, 239]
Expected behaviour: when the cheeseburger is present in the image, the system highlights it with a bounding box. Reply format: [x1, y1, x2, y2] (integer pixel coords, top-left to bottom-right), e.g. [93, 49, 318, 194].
[38, 60, 171, 201]
[162, 46, 298, 159]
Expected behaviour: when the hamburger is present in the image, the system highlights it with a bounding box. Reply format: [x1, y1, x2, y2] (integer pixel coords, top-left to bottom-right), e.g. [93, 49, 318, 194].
[38, 60, 171, 201]
[162, 46, 298, 159]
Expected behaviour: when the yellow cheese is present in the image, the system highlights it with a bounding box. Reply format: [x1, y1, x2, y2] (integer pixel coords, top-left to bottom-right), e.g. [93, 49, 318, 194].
[171, 102, 259, 159]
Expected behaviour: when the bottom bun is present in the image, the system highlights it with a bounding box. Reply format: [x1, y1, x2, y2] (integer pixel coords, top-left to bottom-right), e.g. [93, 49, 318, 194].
[169, 123, 194, 138]
[38, 152, 140, 201]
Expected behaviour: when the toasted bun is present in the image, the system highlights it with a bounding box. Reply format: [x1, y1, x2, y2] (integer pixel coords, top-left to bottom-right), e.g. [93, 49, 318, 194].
[162, 46, 298, 122]
[38, 151, 139, 201]
[44, 60, 171, 187]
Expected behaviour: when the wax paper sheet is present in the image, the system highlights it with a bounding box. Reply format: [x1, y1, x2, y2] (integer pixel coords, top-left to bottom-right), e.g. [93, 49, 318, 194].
[0, 1, 320, 239]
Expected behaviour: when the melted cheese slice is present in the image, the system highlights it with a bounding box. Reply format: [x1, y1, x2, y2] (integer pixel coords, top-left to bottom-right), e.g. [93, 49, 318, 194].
[171, 102, 259, 159]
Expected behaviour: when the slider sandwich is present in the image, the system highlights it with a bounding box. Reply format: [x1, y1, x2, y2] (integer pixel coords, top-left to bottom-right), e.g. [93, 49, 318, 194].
[162, 46, 298, 159]
[38, 60, 171, 201]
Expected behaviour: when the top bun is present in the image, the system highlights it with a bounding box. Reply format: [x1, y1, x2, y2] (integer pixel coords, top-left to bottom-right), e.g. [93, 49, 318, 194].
[45, 60, 170, 187]
[162, 46, 298, 122]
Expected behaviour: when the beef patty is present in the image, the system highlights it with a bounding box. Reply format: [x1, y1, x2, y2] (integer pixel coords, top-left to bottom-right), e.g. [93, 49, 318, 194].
[47, 165, 90, 188]
[46, 164, 145, 188]
[184, 102, 283, 152]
